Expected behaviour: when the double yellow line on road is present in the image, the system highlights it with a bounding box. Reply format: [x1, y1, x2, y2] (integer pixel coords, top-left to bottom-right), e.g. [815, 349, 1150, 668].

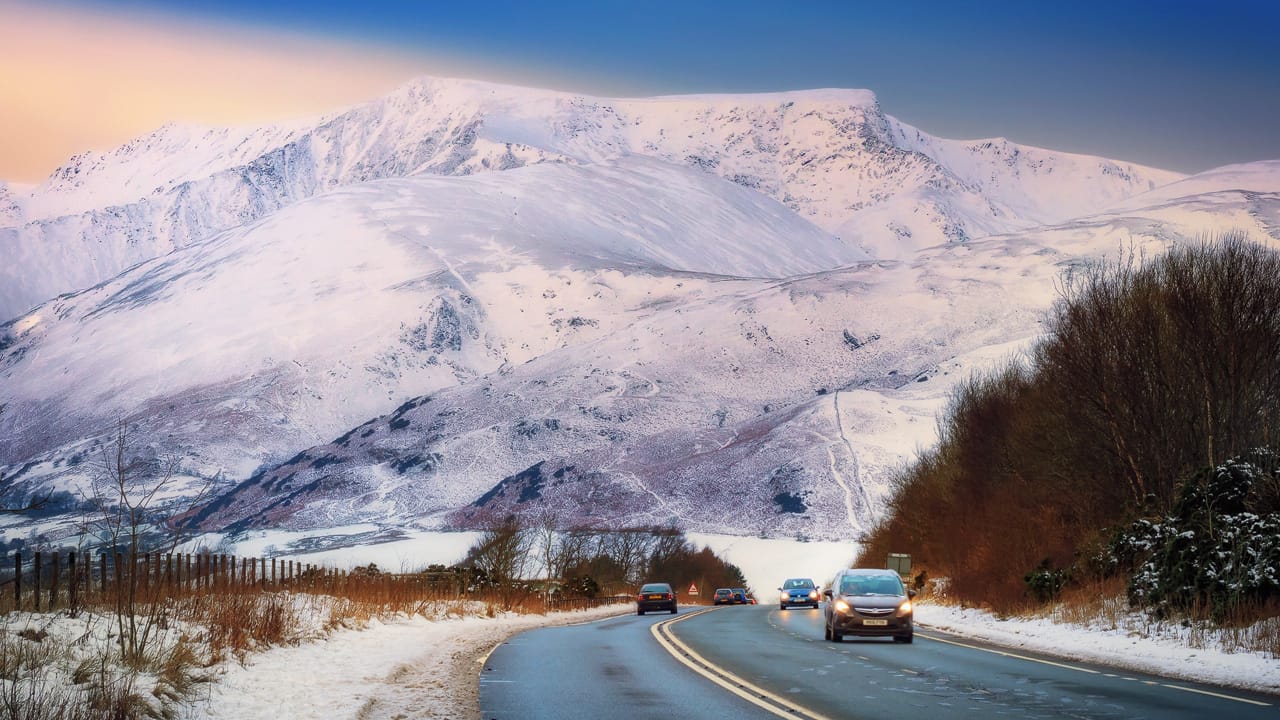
[650, 608, 833, 720]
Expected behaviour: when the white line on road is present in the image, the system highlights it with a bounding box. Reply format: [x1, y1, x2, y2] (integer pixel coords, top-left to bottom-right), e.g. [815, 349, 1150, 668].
[650, 609, 833, 720]
[918, 630, 1271, 707]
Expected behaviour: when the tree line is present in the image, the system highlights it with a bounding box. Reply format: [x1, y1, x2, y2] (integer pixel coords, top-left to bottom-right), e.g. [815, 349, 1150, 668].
[858, 233, 1280, 618]
[460, 513, 747, 607]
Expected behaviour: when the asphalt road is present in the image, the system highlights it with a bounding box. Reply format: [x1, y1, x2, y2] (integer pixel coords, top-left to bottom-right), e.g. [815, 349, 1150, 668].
[478, 607, 766, 719]
[479, 604, 1278, 719]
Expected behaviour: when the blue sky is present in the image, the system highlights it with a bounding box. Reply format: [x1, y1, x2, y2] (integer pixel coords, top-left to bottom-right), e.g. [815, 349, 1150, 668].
[28, 0, 1280, 172]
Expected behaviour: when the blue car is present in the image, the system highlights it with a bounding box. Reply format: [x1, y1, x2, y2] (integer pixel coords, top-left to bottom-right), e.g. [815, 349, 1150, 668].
[779, 577, 820, 609]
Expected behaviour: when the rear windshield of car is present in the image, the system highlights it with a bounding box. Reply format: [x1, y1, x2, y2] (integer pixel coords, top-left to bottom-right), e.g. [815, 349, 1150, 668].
[784, 579, 815, 589]
[640, 584, 671, 593]
[839, 575, 904, 596]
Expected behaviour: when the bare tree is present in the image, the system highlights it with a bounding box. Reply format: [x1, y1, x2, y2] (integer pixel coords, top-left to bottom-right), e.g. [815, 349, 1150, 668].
[464, 515, 533, 608]
[80, 420, 209, 665]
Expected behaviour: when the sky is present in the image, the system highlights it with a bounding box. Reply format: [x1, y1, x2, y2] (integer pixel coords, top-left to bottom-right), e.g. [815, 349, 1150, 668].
[2, 0, 1279, 183]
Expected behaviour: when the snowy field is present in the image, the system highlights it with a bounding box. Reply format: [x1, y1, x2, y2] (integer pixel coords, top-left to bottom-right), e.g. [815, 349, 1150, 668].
[186, 529, 860, 600]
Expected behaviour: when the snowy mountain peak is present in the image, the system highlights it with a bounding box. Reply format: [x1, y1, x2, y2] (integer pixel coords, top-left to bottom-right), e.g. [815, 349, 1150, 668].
[0, 70, 1276, 551]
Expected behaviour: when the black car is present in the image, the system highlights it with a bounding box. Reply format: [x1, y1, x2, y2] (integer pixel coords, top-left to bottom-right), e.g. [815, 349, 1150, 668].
[713, 588, 735, 605]
[636, 582, 678, 615]
[823, 569, 915, 643]
[779, 577, 820, 609]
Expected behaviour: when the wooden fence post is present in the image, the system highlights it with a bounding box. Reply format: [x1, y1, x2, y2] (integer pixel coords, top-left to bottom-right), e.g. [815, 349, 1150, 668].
[99, 553, 107, 601]
[12, 552, 20, 611]
[51, 552, 60, 611]
[33, 551, 41, 612]
[68, 552, 77, 612]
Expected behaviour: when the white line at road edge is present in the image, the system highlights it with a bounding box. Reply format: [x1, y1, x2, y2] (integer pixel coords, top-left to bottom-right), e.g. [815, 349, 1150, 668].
[917, 630, 1271, 707]
[651, 609, 833, 720]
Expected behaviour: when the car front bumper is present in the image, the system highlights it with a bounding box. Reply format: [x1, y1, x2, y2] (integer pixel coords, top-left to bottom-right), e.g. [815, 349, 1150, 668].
[830, 613, 912, 636]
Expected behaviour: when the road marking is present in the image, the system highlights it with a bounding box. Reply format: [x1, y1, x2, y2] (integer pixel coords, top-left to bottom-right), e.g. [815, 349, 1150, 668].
[475, 639, 505, 675]
[1160, 683, 1271, 706]
[900, 668, 919, 675]
[650, 609, 833, 720]
[919, 630, 1271, 707]
[917, 631, 1100, 674]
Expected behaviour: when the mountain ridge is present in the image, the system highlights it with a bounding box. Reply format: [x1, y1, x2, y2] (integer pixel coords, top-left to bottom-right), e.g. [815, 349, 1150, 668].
[1, 76, 1180, 322]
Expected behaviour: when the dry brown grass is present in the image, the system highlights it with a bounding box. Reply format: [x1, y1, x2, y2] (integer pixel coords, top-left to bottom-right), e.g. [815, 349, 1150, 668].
[1, 562, 630, 720]
[1048, 575, 1130, 628]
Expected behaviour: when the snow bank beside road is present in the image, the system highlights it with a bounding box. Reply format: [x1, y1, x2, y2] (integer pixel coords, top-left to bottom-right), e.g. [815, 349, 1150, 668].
[184, 603, 632, 720]
[919, 602, 1280, 695]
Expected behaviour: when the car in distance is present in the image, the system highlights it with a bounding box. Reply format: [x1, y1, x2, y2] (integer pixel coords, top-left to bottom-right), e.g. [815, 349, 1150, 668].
[636, 582, 678, 615]
[731, 588, 749, 604]
[713, 588, 735, 605]
[778, 577, 820, 609]
[823, 569, 915, 643]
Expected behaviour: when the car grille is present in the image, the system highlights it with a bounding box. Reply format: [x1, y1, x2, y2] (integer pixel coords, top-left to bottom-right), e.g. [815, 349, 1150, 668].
[854, 607, 894, 616]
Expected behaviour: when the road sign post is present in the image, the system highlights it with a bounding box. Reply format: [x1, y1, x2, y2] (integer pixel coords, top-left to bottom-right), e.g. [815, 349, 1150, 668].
[888, 553, 912, 578]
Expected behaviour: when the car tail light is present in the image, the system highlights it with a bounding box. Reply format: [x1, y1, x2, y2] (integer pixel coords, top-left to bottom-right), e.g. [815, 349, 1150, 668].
[667, 593, 674, 600]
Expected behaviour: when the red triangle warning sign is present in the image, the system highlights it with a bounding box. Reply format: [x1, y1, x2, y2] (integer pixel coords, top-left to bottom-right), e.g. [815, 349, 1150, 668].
[688, 583, 699, 595]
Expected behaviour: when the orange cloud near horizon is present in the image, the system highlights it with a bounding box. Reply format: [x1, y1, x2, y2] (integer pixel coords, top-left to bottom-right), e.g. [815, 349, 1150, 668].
[0, 3, 455, 184]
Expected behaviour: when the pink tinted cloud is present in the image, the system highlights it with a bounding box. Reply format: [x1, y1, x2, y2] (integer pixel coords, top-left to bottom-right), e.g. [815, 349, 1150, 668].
[0, 3, 449, 183]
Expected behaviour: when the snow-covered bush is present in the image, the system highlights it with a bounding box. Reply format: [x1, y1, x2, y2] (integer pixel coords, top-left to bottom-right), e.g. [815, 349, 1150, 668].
[1111, 452, 1280, 619]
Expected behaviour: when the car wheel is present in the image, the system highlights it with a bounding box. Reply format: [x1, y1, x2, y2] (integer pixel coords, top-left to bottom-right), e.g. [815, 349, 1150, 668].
[671, 606, 678, 614]
[823, 622, 832, 641]
[812, 603, 820, 609]
[894, 633, 913, 644]
[831, 625, 843, 642]
[637, 609, 645, 616]
[780, 603, 787, 610]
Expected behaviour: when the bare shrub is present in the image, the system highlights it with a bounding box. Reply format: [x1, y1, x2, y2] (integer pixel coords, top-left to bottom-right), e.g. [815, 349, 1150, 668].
[859, 233, 1280, 621]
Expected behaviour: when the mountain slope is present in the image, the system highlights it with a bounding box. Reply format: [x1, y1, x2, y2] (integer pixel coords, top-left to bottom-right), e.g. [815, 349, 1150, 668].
[0, 77, 1180, 321]
[0, 157, 860, 485]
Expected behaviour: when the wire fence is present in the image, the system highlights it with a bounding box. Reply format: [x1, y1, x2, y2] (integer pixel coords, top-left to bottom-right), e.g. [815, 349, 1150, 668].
[0, 550, 631, 614]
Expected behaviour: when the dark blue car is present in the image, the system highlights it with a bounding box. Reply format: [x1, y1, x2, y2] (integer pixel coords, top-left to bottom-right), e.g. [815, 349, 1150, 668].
[778, 577, 820, 609]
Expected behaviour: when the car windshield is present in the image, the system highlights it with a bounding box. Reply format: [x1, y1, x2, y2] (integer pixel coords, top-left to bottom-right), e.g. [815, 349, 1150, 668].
[784, 579, 814, 589]
[640, 584, 669, 593]
[840, 575, 904, 596]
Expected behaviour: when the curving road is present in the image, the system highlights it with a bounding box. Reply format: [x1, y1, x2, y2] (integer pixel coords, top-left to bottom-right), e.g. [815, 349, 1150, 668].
[479, 604, 1277, 719]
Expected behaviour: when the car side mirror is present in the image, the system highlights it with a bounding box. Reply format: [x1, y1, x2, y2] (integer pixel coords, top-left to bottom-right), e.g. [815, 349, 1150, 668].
[823, 589, 832, 598]
[908, 589, 917, 599]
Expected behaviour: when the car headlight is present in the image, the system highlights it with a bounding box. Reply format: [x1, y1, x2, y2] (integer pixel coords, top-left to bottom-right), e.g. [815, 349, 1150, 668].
[780, 592, 789, 601]
[808, 590, 818, 600]
[833, 599, 850, 614]
[898, 600, 913, 615]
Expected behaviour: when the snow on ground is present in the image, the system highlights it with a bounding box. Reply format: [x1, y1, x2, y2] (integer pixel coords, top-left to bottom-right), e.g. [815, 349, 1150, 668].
[918, 602, 1280, 695]
[151, 533, 1277, 714]
[182, 603, 632, 720]
[176, 590, 1276, 720]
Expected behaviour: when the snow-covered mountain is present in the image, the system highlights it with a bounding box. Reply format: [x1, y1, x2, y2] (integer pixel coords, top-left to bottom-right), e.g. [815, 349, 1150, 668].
[0, 77, 1179, 322]
[1, 76, 1272, 553]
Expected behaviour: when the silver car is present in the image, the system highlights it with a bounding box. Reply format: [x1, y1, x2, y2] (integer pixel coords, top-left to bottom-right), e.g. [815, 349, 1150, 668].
[823, 569, 915, 643]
